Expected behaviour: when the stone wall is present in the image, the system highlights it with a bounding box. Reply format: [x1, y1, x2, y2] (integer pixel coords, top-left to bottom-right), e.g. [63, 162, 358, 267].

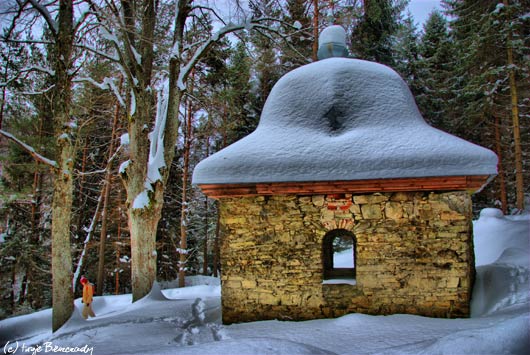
[219, 191, 475, 324]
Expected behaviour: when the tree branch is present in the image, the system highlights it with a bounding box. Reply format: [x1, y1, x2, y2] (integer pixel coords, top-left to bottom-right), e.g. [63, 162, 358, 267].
[74, 9, 94, 33]
[191, 5, 228, 26]
[27, 0, 58, 36]
[0, 129, 58, 169]
[178, 17, 306, 89]
[73, 76, 126, 108]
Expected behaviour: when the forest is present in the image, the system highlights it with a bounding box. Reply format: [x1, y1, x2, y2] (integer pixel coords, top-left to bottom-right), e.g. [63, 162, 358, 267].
[0, 0, 528, 331]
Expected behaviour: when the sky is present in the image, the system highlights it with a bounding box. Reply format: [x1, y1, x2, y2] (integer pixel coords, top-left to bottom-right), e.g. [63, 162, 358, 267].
[407, 0, 443, 27]
[0, 0, 445, 38]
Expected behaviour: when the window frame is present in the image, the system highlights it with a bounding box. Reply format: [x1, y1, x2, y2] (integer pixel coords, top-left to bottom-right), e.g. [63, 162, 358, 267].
[323, 229, 356, 280]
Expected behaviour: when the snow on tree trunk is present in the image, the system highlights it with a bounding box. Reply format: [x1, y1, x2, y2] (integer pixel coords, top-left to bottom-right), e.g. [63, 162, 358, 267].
[125, 73, 180, 301]
[113, 0, 284, 300]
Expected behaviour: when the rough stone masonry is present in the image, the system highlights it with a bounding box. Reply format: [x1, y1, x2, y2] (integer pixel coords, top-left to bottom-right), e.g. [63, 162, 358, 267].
[219, 191, 475, 324]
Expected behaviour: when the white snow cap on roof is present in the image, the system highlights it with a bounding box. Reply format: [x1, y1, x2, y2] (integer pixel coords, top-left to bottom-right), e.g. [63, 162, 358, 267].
[192, 57, 498, 185]
[319, 25, 347, 46]
[317, 25, 349, 60]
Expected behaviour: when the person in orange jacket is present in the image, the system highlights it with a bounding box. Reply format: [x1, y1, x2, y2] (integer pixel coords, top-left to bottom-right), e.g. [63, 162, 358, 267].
[80, 276, 96, 319]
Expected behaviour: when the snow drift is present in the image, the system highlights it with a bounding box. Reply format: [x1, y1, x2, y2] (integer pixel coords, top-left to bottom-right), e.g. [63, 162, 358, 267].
[0, 209, 528, 355]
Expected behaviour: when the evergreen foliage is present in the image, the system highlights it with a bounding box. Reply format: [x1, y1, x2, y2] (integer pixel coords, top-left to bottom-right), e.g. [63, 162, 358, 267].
[393, 12, 421, 96]
[442, 0, 529, 212]
[351, 0, 407, 66]
[417, 10, 454, 130]
[0, 0, 527, 321]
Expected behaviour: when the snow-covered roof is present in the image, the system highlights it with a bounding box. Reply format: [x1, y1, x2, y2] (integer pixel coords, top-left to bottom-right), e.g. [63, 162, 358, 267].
[192, 57, 497, 185]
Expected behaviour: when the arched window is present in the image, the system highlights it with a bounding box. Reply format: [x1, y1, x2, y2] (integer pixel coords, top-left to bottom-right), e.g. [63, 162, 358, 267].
[323, 229, 356, 280]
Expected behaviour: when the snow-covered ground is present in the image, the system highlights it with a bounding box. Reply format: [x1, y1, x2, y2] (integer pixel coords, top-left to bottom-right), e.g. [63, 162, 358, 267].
[1, 208, 528, 355]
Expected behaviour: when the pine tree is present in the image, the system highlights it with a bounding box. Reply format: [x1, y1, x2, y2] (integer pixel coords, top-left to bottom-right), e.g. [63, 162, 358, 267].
[281, 0, 313, 68]
[351, 0, 406, 67]
[416, 10, 454, 130]
[0, 0, 80, 330]
[444, 0, 529, 211]
[249, 0, 283, 119]
[393, 12, 421, 96]
[225, 40, 257, 141]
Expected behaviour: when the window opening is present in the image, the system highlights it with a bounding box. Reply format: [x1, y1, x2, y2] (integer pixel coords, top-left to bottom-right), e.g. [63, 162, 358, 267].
[323, 229, 356, 280]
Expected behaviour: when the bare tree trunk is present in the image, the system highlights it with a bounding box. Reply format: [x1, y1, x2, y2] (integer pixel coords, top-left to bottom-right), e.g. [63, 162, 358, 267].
[96, 90, 122, 295]
[31, 173, 42, 239]
[203, 197, 208, 276]
[76, 140, 89, 231]
[51, 0, 75, 332]
[21, 169, 42, 307]
[212, 109, 228, 279]
[118, 0, 273, 298]
[118, 0, 164, 302]
[73, 175, 106, 290]
[3, 1, 77, 329]
[213, 202, 220, 278]
[494, 115, 508, 214]
[202, 136, 210, 276]
[11, 266, 16, 313]
[503, 0, 524, 211]
[28, 114, 45, 308]
[124, 0, 191, 300]
[128, 200, 161, 299]
[179, 90, 194, 288]
[126, 90, 161, 301]
[51, 146, 75, 331]
[0, 41, 11, 130]
[27, 170, 42, 306]
[312, 0, 319, 61]
[115, 188, 123, 295]
[19, 273, 27, 306]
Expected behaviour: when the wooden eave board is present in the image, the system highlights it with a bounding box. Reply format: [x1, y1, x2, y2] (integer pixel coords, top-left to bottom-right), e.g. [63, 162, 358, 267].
[198, 175, 492, 199]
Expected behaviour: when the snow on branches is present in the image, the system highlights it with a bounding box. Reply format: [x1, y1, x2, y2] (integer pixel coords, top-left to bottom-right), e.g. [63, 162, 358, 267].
[0, 129, 58, 169]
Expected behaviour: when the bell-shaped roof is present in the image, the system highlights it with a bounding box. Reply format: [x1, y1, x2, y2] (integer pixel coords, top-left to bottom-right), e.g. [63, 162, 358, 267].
[192, 57, 497, 186]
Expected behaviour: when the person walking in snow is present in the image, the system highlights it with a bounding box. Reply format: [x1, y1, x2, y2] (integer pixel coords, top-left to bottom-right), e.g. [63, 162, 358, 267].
[80, 276, 96, 319]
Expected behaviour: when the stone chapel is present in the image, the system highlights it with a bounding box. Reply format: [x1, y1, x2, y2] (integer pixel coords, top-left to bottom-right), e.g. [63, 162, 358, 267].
[192, 26, 498, 324]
